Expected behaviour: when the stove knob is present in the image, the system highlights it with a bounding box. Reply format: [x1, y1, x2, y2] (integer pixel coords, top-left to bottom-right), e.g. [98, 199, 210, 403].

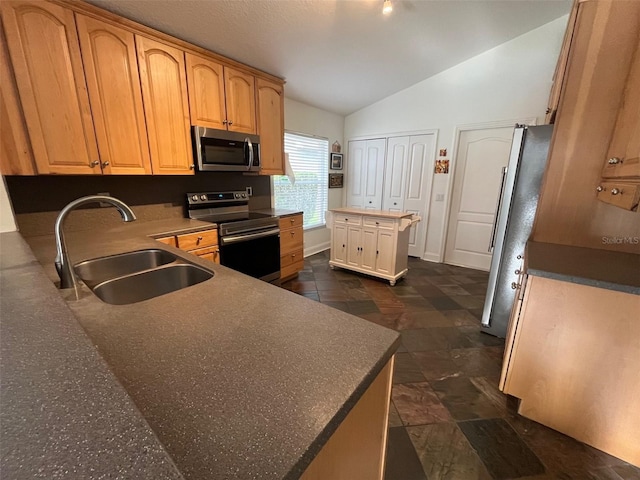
[191, 195, 198, 202]
[200, 194, 207, 201]
[235, 193, 240, 199]
[241, 193, 247, 198]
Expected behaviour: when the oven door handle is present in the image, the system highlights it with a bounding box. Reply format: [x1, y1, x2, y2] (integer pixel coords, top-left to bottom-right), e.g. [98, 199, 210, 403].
[221, 228, 280, 245]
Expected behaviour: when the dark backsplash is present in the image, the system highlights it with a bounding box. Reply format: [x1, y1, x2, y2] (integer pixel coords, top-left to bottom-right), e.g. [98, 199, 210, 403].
[6, 173, 272, 214]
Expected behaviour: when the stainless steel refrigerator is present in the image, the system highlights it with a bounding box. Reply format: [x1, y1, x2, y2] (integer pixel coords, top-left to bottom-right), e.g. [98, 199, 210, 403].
[481, 124, 553, 338]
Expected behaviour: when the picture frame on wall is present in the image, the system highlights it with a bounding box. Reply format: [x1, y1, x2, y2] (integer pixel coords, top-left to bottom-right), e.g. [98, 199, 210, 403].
[328, 173, 344, 188]
[330, 153, 343, 170]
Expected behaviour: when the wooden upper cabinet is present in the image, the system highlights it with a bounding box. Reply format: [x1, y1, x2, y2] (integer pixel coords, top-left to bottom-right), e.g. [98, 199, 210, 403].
[136, 35, 194, 175]
[0, 25, 35, 175]
[256, 77, 284, 175]
[1, 1, 100, 174]
[224, 67, 256, 134]
[601, 35, 640, 180]
[76, 15, 152, 175]
[545, 0, 580, 124]
[185, 53, 226, 130]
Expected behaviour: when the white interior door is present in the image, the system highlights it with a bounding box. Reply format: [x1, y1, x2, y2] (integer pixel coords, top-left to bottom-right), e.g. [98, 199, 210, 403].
[382, 137, 408, 213]
[363, 139, 386, 210]
[404, 135, 435, 258]
[347, 140, 365, 208]
[444, 127, 514, 270]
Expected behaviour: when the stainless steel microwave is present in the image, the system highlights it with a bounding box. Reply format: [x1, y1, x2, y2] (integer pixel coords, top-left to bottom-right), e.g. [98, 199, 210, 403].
[192, 126, 260, 172]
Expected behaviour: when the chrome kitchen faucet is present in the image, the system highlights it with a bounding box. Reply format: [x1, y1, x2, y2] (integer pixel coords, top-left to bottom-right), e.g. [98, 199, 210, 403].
[55, 195, 136, 289]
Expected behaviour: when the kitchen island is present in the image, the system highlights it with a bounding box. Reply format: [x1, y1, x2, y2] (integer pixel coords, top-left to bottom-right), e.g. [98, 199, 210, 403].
[2, 217, 399, 479]
[327, 208, 419, 286]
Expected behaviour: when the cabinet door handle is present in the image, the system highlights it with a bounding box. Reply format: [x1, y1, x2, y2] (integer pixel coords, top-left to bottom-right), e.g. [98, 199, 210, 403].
[89, 160, 100, 168]
[342, 244, 345, 248]
[611, 188, 621, 195]
[290, 218, 295, 223]
[228, 121, 233, 126]
[101, 161, 110, 168]
[290, 231, 295, 236]
[376, 250, 379, 255]
[596, 185, 604, 192]
[222, 120, 228, 125]
[190, 164, 195, 170]
[608, 157, 622, 165]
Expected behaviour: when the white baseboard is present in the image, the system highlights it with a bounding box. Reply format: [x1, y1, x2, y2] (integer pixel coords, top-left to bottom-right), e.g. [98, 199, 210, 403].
[304, 241, 330, 258]
[421, 252, 441, 263]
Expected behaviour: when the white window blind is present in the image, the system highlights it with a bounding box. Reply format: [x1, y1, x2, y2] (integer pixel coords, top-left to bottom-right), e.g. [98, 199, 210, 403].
[273, 132, 329, 230]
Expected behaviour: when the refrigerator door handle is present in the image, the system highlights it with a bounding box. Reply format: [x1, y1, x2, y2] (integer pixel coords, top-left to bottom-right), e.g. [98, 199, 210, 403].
[489, 166, 508, 253]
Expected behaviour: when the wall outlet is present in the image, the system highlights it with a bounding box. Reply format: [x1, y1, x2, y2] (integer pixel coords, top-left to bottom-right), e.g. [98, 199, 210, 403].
[435, 194, 445, 202]
[246, 187, 253, 197]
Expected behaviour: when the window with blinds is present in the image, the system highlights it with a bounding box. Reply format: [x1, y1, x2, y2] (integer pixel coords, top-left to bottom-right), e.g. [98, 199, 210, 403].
[273, 132, 329, 230]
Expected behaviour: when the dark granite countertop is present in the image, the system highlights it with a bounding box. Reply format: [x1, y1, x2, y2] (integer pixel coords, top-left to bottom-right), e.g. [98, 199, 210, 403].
[11, 215, 399, 480]
[526, 241, 640, 295]
[0, 232, 184, 480]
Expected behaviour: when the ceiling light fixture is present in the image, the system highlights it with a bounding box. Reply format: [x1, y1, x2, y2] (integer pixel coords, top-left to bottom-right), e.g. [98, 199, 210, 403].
[382, 0, 393, 15]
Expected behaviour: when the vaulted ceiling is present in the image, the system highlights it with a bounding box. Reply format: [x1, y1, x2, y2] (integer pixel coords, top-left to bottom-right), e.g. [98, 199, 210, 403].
[87, 0, 571, 115]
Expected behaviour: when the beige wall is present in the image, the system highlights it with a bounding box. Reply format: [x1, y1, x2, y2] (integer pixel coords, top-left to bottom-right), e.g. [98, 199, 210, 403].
[283, 98, 345, 256]
[345, 16, 568, 262]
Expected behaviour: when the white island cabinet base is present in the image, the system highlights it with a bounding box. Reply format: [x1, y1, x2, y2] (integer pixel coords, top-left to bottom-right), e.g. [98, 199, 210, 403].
[327, 209, 420, 286]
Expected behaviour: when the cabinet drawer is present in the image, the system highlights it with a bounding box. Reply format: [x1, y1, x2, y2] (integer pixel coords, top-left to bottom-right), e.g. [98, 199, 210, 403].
[601, 157, 640, 179]
[156, 236, 177, 247]
[281, 226, 303, 253]
[196, 249, 220, 264]
[363, 216, 395, 229]
[596, 182, 640, 211]
[177, 229, 218, 250]
[281, 260, 304, 279]
[281, 249, 303, 268]
[279, 214, 303, 230]
[334, 214, 362, 225]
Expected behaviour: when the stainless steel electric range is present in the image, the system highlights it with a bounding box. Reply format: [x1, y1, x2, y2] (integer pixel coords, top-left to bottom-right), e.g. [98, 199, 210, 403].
[187, 191, 280, 283]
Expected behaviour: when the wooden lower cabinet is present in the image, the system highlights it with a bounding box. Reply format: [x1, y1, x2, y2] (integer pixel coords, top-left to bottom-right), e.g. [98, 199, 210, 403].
[301, 357, 394, 480]
[155, 228, 219, 264]
[501, 275, 640, 467]
[189, 246, 220, 264]
[280, 214, 304, 280]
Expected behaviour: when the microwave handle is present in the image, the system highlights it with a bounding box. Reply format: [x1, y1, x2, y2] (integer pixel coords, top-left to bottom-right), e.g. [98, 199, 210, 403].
[245, 137, 253, 171]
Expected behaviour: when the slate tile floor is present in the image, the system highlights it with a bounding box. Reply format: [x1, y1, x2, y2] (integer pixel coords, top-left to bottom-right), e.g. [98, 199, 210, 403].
[281, 252, 640, 480]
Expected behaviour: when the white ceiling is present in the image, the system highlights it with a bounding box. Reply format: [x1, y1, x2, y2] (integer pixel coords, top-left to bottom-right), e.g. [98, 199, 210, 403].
[86, 0, 571, 116]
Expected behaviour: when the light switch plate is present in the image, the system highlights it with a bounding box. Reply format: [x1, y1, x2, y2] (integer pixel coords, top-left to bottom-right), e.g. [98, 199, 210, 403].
[436, 194, 445, 202]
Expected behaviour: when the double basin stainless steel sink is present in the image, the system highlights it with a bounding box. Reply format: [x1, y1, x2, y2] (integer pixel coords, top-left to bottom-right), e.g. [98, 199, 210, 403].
[74, 249, 213, 305]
